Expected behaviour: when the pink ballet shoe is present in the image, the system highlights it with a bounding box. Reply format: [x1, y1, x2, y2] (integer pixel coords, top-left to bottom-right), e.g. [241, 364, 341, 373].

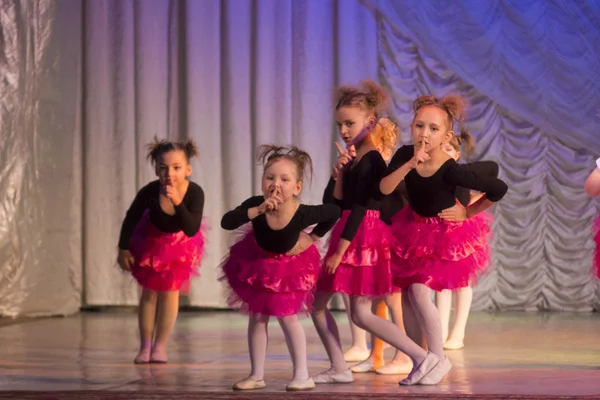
[399, 352, 439, 386]
[286, 377, 315, 391]
[419, 356, 452, 385]
[233, 377, 266, 390]
[375, 360, 414, 375]
[133, 348, 150, 364]
[150, 346, 168, 364]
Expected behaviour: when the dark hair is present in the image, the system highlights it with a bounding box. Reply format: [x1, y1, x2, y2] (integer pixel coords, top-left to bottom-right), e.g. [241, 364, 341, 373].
[256, 145, 314, 185]
[146, 137, 199, 166]
[448, 129, 476, 160]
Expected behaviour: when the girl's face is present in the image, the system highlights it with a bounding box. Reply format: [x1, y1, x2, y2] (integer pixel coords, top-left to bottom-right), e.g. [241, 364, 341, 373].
[411, 106, 454, 153]
[335, 106, 376, 147]
[261, 158, 302, 202]
[156, 150, 191, 187]
[441, 143, 460, 161]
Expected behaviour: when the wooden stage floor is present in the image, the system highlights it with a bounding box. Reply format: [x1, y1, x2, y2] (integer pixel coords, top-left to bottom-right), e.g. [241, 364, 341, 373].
[0, 310, 598, 399]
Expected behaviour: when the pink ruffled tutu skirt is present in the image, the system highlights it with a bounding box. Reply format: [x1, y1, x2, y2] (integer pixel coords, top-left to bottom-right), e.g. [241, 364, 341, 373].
[317, 210, 394, 296]
[390, 206, 491, 291]
[593, 216, 600, 278]
[219, 231, 320, 317]
[129, 211, 205, 294]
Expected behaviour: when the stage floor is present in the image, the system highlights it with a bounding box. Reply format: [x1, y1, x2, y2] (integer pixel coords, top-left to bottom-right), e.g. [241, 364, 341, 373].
[0, 310, 598, 399]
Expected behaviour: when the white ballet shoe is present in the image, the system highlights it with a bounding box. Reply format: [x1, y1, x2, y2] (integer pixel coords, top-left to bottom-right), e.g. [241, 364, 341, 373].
[312, 369, 354, 384]
[375, 361, 413, 375]
[344, 346, 371, 362]
[350, 358, 374, 373]
[419, 356, 452, 385]
[443, 338, 465, 350]
[232, 377, 266, 390]
[286, 377, 315, 391]
[399, 352, 439, 386]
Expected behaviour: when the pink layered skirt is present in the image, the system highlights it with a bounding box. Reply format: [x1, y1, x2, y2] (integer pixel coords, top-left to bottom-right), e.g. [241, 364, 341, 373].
[129, 211, 205, 294]
[317, 210, 394, 296]
[220, 230, 320, 316]
[390, 206, 491, 291]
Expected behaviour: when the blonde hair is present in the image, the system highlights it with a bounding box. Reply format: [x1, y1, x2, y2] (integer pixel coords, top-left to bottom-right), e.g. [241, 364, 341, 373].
[256, 145, 314, 185]
[413, 95, 466, 131]
[448, 129, 475, 160]
[335, 80, 396, 149]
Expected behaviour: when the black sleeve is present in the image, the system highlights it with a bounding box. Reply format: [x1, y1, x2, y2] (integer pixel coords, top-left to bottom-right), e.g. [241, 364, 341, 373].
[118, 183, 154, 250]
[384, 145, 414, 177]
[341, 152, 386, 241]
[454, 161, 499, 206]
[444, 162, 508, 202]
[462, 161, 499, 179]
[455, 187, 471, 207]
[322, 177, 336, 203]
[221, 196, 264, 230]
[174, 184, 204, 237]
[297, 204, 342, 237]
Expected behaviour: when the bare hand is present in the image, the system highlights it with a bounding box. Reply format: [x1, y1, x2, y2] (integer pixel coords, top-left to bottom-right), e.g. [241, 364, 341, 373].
[258, 194, 283, 214]
[165, 184, 183, 206]
[409, 144, 430, 168]
[334, 143, 352, 174]
[438, 202, 467, 222]
[325, 253, 343, 274]
[286, 232, 315, 256]
[117, 249, 135, 271]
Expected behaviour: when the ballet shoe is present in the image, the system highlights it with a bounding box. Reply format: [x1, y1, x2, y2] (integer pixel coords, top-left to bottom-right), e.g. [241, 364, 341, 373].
[233, 377, 266, 390]
[286, 377, 315, 391]
[344, 346, 371, 362]
[419, 355, 452, 385]
[375, 360, 413, 375]
[133, 348, 150, 364]
[398, 352, 439, 386]
[312, 369, 354, 384]
[350, 358, 374, 373]
[149, 346, 168, 364]
[443, 338, 465, 350]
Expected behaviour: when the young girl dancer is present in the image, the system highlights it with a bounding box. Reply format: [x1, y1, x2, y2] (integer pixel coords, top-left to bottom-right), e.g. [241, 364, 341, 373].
[220, 145, 341, 392]
[584, 159, 600, 277]
[380, 95, 508, 384]
[117, 138, 205, 364]
[436, 132, 500, 350]
[311, 81, 438, 386]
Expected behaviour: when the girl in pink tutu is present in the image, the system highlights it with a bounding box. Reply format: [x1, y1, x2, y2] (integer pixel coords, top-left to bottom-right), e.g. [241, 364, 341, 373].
[310, 80, 433, 386]
[435, 132, 499, 350]
[220, 145, 341, 392]
[584, 159, 600, 277]
[380, 95, 508, 385]
[117, 138, 205, 364]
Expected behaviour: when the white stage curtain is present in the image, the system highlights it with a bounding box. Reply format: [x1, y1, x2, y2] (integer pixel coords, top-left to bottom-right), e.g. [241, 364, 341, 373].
[1, 0, 599, 316]
[370, 0, 600, 311]
[0, 0, 82, 317]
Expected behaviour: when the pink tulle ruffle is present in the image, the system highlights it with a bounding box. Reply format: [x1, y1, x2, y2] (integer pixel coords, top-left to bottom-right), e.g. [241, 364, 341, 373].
[390, 206, 491, 291]
[317, 210, 394, 296]
[129, 211, 205, 294]
[219, 230, 320, 317]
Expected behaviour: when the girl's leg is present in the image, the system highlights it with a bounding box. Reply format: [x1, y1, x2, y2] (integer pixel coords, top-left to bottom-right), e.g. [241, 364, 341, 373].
[135, 288, 158, 363]
[406, 284, 444, 359]
[233, 314, 270, 390]
[151, 290, 179, 362]
[435, 289, 453, 344]
[375, 292, 413, 374]
[444, 286, 473, 350]
[311, 291, 353, 383]
[342, 293, 370, 362]
[278, 314, 315, 390]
